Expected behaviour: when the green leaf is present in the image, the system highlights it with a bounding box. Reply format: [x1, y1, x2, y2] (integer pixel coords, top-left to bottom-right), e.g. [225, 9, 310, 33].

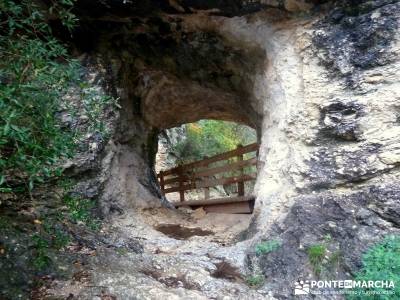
[28, 180, 34, 191]
[10, 124, 22, 132]
[3, 122, 10, 135]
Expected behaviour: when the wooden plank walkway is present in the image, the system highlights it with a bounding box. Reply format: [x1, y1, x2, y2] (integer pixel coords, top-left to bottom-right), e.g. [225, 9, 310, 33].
[174, 195, 256, 214]
[157, 143, 259, 214]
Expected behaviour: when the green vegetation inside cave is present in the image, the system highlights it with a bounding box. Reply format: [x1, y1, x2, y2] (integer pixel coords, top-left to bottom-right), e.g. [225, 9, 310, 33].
[157, 120, 257, 198]
[167, 120, 257, 165]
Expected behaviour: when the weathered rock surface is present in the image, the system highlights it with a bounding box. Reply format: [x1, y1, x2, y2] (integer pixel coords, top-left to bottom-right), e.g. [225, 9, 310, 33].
[3, 0, 400, 299]
[46, 209, 271, 299]
[68, 0, 400, 298]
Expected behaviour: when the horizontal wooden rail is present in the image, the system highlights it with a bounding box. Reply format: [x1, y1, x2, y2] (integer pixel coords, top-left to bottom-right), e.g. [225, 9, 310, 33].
[162, 157, 257, 186]
[159, 143, 259, 177]
[163, 173, 256, 194]
[157, 142, 259, 209]
[174, 195, 255, 207]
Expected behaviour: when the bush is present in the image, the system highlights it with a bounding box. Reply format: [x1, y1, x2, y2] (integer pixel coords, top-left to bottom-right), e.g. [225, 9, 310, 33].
[246, 274, 264, 288]
[171, 120, 256, 164]
[63, 194, 101, 230]
[0, 0, 80, 193]
[0, 1, 116, 194]
[31, 233, 52, 270]
[348, 236, 400, 299]
[31, 221, 71, 270]
[307, 244, 326, 276]
[255, 240, 281, 255]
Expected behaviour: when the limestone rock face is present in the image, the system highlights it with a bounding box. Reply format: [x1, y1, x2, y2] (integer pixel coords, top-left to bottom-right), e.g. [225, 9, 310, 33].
[231, 1, 400, 297]
[58, 0, 400, 298]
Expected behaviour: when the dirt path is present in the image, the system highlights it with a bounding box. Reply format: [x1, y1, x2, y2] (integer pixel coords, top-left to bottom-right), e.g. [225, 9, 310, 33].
[44, 207, 273, 299]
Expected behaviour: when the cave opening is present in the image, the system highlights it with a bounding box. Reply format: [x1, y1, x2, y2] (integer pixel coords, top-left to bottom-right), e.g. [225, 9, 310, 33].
[154, 119, 258, 214]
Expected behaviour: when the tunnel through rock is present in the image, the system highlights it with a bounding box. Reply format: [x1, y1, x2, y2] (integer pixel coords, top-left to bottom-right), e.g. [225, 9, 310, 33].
[92, 14, 267, 215]
[70, 1, 294, 252]
[155, 120, 258, 206]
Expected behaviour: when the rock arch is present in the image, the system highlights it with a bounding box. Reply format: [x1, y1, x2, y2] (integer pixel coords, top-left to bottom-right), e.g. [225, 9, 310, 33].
[68, 1, 400, 296]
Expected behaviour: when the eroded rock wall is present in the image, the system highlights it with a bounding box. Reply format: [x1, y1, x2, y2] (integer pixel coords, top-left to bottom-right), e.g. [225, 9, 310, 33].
[206, 1, 400, 297]
[73, 4, 267, 213]
[66, 0, 400, 297]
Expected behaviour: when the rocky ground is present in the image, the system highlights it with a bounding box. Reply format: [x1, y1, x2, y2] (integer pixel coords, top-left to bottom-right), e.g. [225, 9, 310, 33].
[41, 207, 270, 300]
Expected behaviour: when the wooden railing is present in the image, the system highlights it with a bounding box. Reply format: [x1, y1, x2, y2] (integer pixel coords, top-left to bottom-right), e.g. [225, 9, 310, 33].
[157, 143, 259, 204]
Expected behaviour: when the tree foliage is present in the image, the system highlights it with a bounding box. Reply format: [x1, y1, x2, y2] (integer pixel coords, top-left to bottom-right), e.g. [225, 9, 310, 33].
[0, 0, 114, 193]
[171, 120, 256, 164]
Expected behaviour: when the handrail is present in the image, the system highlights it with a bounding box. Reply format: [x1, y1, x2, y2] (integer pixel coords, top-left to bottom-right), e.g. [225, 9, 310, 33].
[159, 143, 259, 177]
[162, 157, 257, 185]
[163, 173, 257, 194]
[174, 195, 255, 207]
[157, 143, 259, 203]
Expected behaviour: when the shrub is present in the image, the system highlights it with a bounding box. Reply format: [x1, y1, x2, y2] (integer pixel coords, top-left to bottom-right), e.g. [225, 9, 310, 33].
[255, 240, 281, 255]
[246, 274, 264, 288]
[31, 234, 52, 270]
[31, 220, 71, 270]
[0, 0, 79, 193]
[0, 1, 116, 195]
[63, 194, 100, 230]
[347, 236, 400, 299]
[307, 244, 326, 276]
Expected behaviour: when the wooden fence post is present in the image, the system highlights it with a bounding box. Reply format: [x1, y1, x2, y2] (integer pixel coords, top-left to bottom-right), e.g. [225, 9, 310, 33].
[159, 171, 165, 196]
[178, 167, 185, 202]
[158, 143, 259, 206]
[203, 156, 210, 200]
[237, 144, 245, 196]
